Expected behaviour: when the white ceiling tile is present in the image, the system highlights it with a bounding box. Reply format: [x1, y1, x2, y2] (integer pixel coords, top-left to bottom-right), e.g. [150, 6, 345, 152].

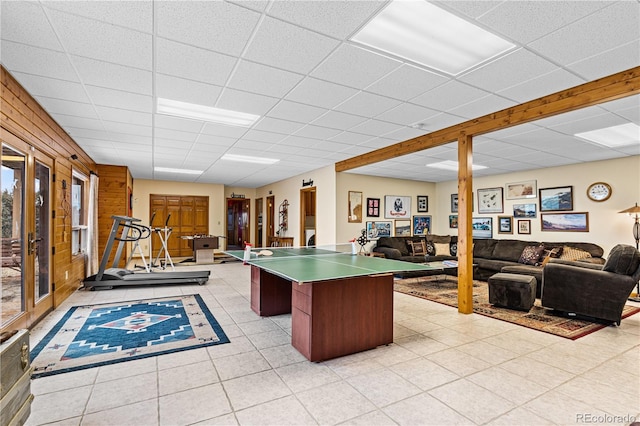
[47, 8, 152, 69]
[242, 130, 287, 144]
[54, 114, 104, 130]
[365, 64, 448, 101]
[327, 132, 372, 145]
[2, 41, 78, 81]
[411, 80, 489, 113]
[216, 88, 279, 116]
[85, 85, 152, 113]
[293, 125, 343, 140]
[358, 137, 398, 149]
[311, 111, 369, 130]
[36, 97, 97, 120]
[243, 16, 340, 74]
[228, 60, 304, 98]
[567, 41, 640, 82]
[285, 77, 358, 109]
[348, 120, 405, 137]
[420, 113, 466, 132]
[267, 100, 327, 123]
[334, 92, 401, 117]
[435, 1, 504, 19]
[459, 48, 558, 93]
[375, 103, 439, 126]
[95, 106, 150, 126]
[268, 1, 383, 39]
[448, 95, 516, 120]
[311, 44, 401, 89]
[156, 1, 260, 56]
[11, 73, 90, 103]
[43, 1, 153, 33]
[154, 128, 198, 143]
[155, 74, 223, 107]
[528, 1, 640, 66]
[156, 38, 236, 86]
[200, 124, 247, 139]
[154, 115, 204, 134]
[102, 121, 151, 138]
[231, 139, 273, 151]
[253, 117, 306, 134]
[194, 135, 237, 149]
[478, 1, 610, 44]
[72, 56, 152, 95]
[497, 68, 586, 103]
[1, 1, 63, 51]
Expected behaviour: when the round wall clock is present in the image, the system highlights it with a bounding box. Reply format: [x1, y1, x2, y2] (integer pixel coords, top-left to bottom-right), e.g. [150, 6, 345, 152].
[587, 182, 612, 202]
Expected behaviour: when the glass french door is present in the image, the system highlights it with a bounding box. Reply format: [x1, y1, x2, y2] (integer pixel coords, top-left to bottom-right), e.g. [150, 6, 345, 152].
[1, 136, 53, 332]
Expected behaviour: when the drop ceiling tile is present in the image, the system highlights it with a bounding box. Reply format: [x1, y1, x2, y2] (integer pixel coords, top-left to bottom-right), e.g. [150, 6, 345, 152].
[327, 132, 372, 145]
[85, 85, 152, 113]
[72, 56, 152, 95]
[43, 1, 153, 33]
[154, 128, 198, 143]
[156, 1, 259, 56]
[411, 80, 490, 113]
[2, 41, 78, 81]
[617, 145, 640, 156]
[217, 88, 280, 116]
[253, 117, 306, 134]
[528, 1, 640, 66]
[95, 106, 151, 126]
[448, 94, 516, 120]
[1, 1, 63, 51]
[365, 64, 448, 101]
[242, 130, 287, 143]
[311, 111, 368, 130]
[567, 41, 640, 82]
[110, 141, 149, 153]
[277, 136, 320, 148]
[547, 113, 629, 136]
[266, 143, 304, 155]
[268, 1, 382, 39]
[228, 60, 304, 98]
[375, 103, 439, 126]
[11, 73, 90, 103]
[231, 139, 273, 151]
[459, 49, 558, 93]
[334, 92, 402, 117]
[434, 1, 504, 20]
[47, 8, 152, 69]
[54, 114, 104, 130]
[422, 113, 467, 132]
[497, 68, 585, 103]
[102, 121, 151, 138]
[293, 125, 343, 140]
[194, 135, 237, 149]
[267, 100, 327, 123]
[285, 77, 359, 109]
[36, 97, 97, 119]
[358, 137, 397, 149]
[156, 38, 236, 86]
[154, 146, 189, 157]
[348, 120, 405, 137]
[243, 16, 340, 74]
[478, 1, 609, 45]
[200, 123, 247, 139]
[156, 74, 223, 107]
[382, 127, 434, 143]
[311, 44, 401, 90]
[154, 115, 204, 133]
[105, 132, 152, 145]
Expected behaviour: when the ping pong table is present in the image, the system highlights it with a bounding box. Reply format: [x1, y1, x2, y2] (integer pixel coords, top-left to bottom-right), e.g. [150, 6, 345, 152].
[225, 247, 435, 361]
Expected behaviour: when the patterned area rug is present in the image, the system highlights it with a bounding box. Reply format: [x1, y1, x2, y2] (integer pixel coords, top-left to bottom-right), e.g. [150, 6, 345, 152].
[31, 294, 229, 378]
[394, 277, 640, 340]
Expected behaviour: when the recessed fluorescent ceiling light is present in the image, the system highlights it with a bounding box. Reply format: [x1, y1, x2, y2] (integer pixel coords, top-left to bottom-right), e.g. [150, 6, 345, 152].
[426, 160, 487, 171]
[221, 154, 279, 165]
[575, 123, 640, 147]
[157, 98, 259, 127]
[350, 0, 515, 75]
[154, 167, 203, 175]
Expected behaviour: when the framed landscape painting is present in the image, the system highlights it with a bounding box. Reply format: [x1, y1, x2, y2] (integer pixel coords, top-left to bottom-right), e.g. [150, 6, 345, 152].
[539, 186, 573, 211]
[506, 180, 537, 199]
[541, 212, 589, 232]
[498, 216, 513, 234]
[513, 203, 536, 218]
[395, 219, 411, 236]
[366, 221, 391, 240]
[472, 217, 492, 239]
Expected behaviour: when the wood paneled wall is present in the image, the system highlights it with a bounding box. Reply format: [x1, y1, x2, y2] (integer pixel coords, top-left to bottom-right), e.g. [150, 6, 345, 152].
[1, 66, 97, 309]
[96, 165, 132, 268]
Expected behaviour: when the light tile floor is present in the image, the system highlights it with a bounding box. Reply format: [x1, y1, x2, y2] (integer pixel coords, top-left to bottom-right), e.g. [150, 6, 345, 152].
[25, 262, 640, 426]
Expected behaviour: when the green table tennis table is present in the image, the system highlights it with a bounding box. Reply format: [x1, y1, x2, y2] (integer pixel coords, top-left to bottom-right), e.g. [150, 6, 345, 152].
[225, 247, 435, 361]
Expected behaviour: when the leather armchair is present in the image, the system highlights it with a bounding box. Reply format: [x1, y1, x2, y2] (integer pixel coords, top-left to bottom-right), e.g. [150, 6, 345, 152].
[541, 244, 640, 325]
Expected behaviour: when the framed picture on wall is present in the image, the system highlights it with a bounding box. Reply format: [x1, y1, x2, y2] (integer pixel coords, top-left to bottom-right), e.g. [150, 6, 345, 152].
[539, 186, 573, 211]
[477, 187, 504, 214]
[472, 217, 492, 239]
[498, 216, 513, 234]
[541, 212, 589, 232]
[513, 203, 536, 218]
[451, 193, 474, 213]
[385, 195, 411, 219]
[417, 195, 428, 212]
[394, 219, 411, 236]
[449, 215, 458, 228]
[366, 197, 380, 217]
[506, 180, 537, 199]
[348, 191, 363, 223]
[518, 219, 531, 235]
[366, 221, 391, 240]
[413, 215, 431, 235]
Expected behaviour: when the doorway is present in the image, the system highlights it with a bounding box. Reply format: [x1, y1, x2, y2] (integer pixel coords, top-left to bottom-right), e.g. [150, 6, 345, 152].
[1, 137, 53, 332]
[226, 198, 250, 250]
[255, 198, 263, 247]
[300, 187, 316, 246]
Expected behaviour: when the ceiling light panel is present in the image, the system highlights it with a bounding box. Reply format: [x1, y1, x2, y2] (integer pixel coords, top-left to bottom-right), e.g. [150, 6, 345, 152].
[157, 98, 260, 127]
[350, 0, 515, 76]
[221, 154, 279, 164]
[575, 123, 640, 147]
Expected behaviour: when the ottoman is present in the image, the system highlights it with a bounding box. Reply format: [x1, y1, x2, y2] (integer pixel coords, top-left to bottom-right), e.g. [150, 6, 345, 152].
[488, 273, 537, 311]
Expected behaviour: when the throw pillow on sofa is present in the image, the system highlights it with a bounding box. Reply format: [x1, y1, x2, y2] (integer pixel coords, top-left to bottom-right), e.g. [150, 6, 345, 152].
[434, 243, 450, 256]
[518, 245, 545, 265]
[408, 240, 427, 256]
[559, 246, 592, 261]
[426, 241, 436, 255]
[540, 246, 563, 266]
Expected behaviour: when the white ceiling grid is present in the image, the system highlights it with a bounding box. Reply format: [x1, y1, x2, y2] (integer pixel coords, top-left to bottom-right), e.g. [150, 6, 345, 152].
[0, 0, 638, 187]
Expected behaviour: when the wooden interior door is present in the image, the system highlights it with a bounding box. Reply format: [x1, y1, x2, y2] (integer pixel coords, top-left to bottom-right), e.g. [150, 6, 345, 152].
[300, 187, 316, 246]
[266, 195, 275, 246]
[226, 198, 250, 249]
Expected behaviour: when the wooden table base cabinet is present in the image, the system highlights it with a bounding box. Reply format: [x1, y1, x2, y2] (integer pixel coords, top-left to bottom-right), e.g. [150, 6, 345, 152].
[291, 274, 394, 362]
[250, 266, 292, 316]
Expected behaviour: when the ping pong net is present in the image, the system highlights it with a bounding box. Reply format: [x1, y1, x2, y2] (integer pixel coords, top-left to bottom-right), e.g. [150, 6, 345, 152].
[245, 243, 355, 260]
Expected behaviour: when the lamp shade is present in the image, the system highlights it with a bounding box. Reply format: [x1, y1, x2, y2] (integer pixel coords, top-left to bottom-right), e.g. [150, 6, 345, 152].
[619, 202, 640, 214]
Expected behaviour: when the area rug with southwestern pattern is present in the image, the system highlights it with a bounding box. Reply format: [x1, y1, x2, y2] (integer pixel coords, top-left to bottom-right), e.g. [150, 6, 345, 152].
[31, 294, 229, 378]
[394, 277, 640, 340]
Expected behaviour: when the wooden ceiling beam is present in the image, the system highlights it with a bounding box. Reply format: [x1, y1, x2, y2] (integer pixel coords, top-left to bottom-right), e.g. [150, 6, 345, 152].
[335, 66, 640, 172]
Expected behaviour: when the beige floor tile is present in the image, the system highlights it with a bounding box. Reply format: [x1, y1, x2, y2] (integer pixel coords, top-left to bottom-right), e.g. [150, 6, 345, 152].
[213, 350, 270, 381]
[234, 395, 317, 425]
[86, 371, 158, 414]
[498, 356, 574, 388]
[347, 368, 422, 407]
[159, 383, 232, 426]
[81, 399, 158, 426]
[455, 340, 519, 365]
[159, 359, 220, 395]
[426, 348, 492, 377]
[275, 361, 341, 393]
[554, 375, 639, 415]
[485, 407, 556, 425]
[383, 392, 472, 425]
[429, 378, 516, 424]
[207, 335, 255, 359]
[246, 328, 291, 349]
[390, 357, 459, 391]
[156, 346, 211, 370]
[24, 385, 92, 426]
[296, 381, 376, 425]
[30, 367, 98, 396]
[259, 343, 307, 368]
[191, 413, 238, 425]
[467, 366, 550, 404]
[339, 409, 397, 426]
[94, 356, 157, 383]
[393, 333, 450, 356]
[524, 390, 611, 425]
[222, 370, 291, 411]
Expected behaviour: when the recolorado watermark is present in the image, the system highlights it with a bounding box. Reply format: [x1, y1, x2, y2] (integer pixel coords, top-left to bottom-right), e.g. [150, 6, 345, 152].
[576, 413, 637, 424]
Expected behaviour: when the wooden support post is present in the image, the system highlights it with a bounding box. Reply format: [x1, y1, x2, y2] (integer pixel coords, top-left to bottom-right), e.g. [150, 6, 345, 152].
[457, 133, 474, 314]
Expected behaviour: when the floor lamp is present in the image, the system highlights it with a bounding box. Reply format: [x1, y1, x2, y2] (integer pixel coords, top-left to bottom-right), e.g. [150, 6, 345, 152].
[619, 202, 640, 302]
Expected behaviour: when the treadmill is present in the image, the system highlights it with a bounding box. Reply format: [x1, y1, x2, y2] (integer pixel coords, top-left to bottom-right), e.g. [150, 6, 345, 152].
[83, 215, 210, 290]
